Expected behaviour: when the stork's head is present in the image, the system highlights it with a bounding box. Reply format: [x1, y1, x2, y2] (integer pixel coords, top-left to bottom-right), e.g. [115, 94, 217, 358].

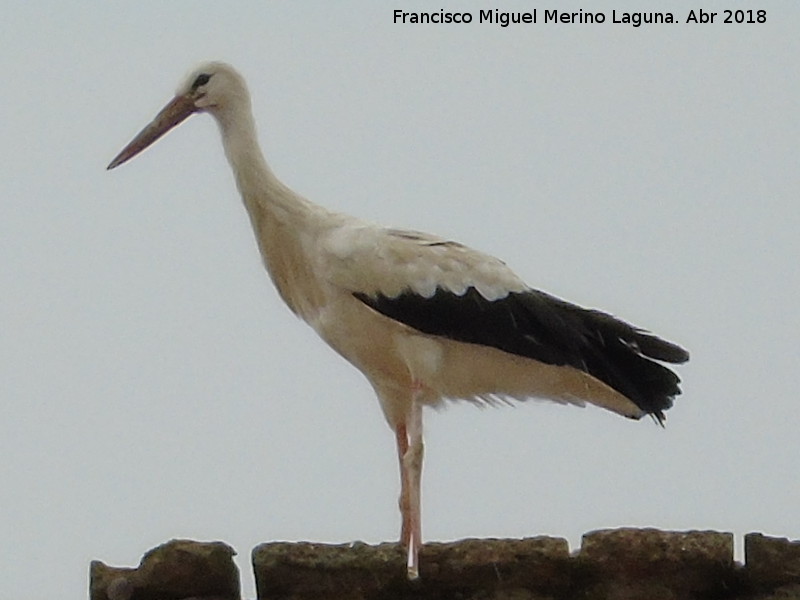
[107, 61, 249, 170]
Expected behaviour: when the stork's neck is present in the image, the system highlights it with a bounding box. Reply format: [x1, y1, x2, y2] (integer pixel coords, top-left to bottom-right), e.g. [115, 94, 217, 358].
[215, 105, 309, 220]
[212, 103, 327, 319]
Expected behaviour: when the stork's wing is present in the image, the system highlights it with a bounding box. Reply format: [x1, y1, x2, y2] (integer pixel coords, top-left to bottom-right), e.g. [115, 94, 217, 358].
[321, 224, 689, 420]
[320, 225, 527, 300]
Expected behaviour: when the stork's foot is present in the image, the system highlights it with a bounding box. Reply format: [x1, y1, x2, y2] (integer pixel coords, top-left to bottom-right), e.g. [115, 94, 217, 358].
[406, 535, 420, 579]
[399, 482, 421, 579]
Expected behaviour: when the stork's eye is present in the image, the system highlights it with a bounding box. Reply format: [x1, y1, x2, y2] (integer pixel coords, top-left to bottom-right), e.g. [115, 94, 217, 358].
[191, 73, 212, 90]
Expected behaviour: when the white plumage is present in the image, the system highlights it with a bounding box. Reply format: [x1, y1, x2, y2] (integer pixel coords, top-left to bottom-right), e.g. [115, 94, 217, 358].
[108, 61, 688, 579]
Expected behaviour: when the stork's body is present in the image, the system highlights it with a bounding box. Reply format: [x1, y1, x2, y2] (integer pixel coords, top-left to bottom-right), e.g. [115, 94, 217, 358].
[108, 62, 689, 579]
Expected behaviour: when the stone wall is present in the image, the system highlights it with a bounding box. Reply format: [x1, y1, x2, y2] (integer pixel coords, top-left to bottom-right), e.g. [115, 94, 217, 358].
[90, 529, 800, 600]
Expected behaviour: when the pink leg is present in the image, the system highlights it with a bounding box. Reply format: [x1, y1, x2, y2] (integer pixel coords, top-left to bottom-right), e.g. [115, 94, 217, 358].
[395, 397, 424, 579]
[395, 423, 411, 548]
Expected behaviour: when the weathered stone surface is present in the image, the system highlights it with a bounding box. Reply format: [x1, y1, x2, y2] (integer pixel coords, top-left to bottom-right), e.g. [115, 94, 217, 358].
[90, 564, 138, 600]
[90, 539, 240, 600]
[252, 537, 570, 600]
[753, 583, 800, 600]
[745, 533, 800, 590]
[89, 530, 800, 600]
[252, 540, 405, 600]
[577, 528, 736, 599]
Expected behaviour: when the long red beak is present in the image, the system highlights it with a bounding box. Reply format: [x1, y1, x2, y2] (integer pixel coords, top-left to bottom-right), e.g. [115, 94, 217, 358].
[107, 94, 198, 170]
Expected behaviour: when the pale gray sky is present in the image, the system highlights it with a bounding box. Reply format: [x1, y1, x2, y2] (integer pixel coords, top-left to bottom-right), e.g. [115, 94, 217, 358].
[2, 3, 798, 598]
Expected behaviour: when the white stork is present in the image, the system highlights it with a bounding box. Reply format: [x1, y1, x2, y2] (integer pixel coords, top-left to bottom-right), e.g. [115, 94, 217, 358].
[108, 62, 689, 579]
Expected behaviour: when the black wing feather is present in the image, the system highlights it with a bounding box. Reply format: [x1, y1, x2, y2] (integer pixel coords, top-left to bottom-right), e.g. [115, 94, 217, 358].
[354, 287, 688, 421]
